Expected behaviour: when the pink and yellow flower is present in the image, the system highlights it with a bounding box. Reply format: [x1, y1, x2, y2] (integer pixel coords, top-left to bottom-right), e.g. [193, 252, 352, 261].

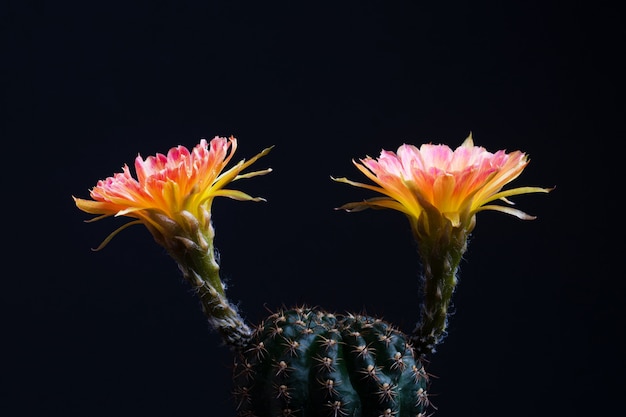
[334, 133, 551, 237]
[334, 133, 552, 354]
[74, 136, 272, 249]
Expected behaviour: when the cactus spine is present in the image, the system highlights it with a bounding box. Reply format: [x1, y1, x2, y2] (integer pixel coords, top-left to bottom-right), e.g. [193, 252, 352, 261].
[232, 306, 435, 417]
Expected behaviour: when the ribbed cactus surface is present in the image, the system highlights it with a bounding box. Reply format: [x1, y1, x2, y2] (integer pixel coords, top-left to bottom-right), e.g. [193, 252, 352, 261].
[232, 306, 434, 417]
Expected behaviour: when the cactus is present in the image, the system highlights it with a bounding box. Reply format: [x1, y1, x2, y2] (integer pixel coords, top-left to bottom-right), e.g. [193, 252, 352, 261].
[74, 134, 551, 416]
[232, 306, 433, 417]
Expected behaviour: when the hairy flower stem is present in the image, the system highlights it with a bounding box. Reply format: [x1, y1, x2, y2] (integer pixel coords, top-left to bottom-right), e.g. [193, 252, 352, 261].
[411, 221, 468, 357]
[147, 210, 253, 350]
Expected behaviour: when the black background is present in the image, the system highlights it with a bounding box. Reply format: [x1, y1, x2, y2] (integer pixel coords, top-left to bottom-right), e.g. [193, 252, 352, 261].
[3, 1, 623, 416]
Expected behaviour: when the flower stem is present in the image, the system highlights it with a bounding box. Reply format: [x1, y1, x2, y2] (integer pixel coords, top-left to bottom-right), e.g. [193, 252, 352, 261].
[411, 223, 468, 356]
[147, 210, 253, 349]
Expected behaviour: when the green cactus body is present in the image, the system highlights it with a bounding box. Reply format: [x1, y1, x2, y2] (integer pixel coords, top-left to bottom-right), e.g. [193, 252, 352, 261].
[232, 306, 434, 417]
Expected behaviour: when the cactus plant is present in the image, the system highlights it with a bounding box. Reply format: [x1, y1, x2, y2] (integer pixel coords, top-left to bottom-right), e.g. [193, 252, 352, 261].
[232, 306, 433, 417]
[74, 134, 551, 416]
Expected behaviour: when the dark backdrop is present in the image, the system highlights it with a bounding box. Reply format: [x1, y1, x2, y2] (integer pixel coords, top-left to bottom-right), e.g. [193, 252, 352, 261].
[4, 1, 622, 416]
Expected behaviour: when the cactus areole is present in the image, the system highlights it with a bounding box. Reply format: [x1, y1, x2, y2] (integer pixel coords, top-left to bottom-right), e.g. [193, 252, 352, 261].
[232, 307, 434, 417]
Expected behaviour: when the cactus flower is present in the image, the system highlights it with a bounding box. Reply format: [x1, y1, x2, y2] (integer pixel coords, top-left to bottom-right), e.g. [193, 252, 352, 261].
[333, 133, 550, 237]
[74, 136, 272, 250]
[333, 133, 552, 354]
[74, 136, 273, 347]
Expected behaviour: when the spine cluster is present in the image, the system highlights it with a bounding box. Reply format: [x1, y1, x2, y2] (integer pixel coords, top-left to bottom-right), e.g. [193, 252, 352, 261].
[232, 306, 435, 417]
